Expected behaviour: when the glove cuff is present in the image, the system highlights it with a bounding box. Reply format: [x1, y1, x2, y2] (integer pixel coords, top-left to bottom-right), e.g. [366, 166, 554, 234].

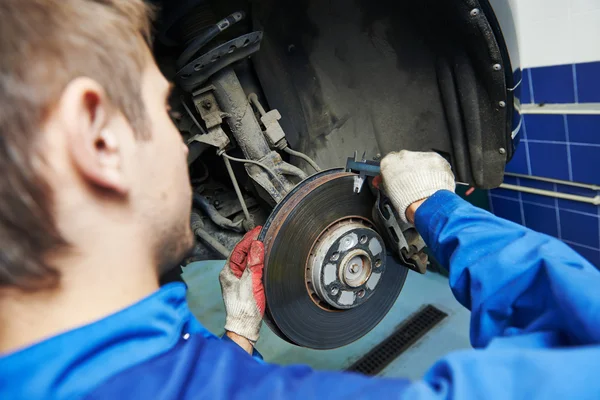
[223, 295, 262, 342]
[386, 171, 455, 224]
[224, 316, 261, 343]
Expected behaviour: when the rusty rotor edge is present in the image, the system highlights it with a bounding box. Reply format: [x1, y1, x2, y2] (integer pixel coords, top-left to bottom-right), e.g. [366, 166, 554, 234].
[258, 169, 351, 344]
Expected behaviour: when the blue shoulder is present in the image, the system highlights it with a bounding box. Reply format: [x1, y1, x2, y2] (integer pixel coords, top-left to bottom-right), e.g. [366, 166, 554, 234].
[84, 333, 411, 400]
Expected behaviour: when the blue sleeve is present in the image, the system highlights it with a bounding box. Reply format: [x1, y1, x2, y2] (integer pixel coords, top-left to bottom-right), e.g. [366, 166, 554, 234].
[415, 190, 600, 348]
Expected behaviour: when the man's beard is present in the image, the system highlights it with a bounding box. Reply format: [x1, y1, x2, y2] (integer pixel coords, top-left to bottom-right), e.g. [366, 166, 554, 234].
[154, 219, 195, 275]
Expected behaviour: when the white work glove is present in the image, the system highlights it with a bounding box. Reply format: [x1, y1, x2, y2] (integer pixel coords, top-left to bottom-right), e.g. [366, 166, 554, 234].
[381, 150, 455, 224]
[219, 226, 265, 343]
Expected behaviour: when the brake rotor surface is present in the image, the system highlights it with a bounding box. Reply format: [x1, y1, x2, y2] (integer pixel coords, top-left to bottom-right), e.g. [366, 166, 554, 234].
[259, 169, 408, 349]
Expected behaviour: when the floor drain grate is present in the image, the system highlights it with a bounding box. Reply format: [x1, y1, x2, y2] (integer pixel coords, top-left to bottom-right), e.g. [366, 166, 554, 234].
[346, 305, 448, 376]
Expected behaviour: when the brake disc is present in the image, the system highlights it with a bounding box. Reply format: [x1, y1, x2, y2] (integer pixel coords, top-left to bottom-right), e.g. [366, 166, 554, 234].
[259, 169, 409, 349]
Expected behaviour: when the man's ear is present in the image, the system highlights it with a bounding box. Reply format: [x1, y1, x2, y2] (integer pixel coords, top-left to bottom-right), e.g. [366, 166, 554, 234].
[57, 77, 129, 195]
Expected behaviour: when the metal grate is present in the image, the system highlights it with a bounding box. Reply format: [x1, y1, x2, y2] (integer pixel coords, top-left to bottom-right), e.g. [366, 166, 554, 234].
[346, 305, 448, 376]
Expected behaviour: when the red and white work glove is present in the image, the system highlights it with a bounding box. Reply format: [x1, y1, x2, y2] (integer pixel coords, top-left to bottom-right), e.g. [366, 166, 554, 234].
[219, 226, 265, 343]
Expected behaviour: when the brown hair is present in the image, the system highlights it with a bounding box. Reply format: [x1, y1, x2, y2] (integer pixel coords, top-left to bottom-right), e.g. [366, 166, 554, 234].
[0, 0, 154, 290]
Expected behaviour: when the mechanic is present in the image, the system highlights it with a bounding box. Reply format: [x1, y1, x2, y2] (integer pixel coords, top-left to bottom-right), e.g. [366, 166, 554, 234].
[1, 0, 600, 399]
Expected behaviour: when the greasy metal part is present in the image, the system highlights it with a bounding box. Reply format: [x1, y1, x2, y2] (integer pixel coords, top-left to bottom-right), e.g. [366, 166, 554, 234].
[190, 212, 230, 259]
[259, 170, 408, 349]
[373, 192, 428, 274]
[307, 218, 385, 310]
[211, 68, 302, 204]
[190, 87, 230, 150]
[176, 32, 264, 92]
[221, 154, 253, 229]
[193, 87, 223, 129]
[193, 194, 244, 232]
[212, 67, 271, 160]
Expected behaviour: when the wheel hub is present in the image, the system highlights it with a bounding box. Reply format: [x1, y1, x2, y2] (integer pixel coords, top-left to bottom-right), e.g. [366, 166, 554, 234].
[307, 218, 386, 310]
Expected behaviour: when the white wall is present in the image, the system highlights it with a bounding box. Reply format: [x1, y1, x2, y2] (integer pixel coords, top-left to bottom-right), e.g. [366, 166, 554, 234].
[514, 0, 600, 68]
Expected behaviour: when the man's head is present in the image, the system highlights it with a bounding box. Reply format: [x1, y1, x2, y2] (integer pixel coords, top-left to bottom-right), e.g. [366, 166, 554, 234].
[0, 0, 194, 291]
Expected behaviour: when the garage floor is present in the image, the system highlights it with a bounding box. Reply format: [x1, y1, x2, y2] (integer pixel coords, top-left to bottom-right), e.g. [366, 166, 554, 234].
[182, 260, 471, 380]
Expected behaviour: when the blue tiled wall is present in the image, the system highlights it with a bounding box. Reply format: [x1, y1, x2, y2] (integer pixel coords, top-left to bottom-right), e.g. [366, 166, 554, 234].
[522, 61, 600, 104]
[501, 1, 600, 267]
[505, 114, 600, 184]
[491, 112, 600, 268]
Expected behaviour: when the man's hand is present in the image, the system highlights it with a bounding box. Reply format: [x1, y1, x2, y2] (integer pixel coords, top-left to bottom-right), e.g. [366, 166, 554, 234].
[381, 151, 455, 223]
[219, 226, 265, 346]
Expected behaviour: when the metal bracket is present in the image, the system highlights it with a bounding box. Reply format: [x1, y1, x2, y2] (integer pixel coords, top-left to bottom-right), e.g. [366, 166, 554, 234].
[188, 87, 230, 150]
[373, 192, 428, 274]
[261, 109, 287, 149]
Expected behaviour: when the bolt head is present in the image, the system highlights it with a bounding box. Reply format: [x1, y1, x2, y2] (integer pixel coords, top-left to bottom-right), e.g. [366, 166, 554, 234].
[499, 148, 507, 155]
[493, 64, 502, 71]
[499, 101, 506, 108]
[330, 287, 339, 296]
[470, 8, 480, 16]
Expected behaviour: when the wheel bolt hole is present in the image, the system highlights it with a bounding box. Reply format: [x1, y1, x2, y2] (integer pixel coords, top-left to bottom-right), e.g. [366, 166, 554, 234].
[330, 287, 339, 296]
[359, 235, 368, 244]
[375, 259, 382, 268]
[357, 289, 365, 298]
[330, 252, 340, 262]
